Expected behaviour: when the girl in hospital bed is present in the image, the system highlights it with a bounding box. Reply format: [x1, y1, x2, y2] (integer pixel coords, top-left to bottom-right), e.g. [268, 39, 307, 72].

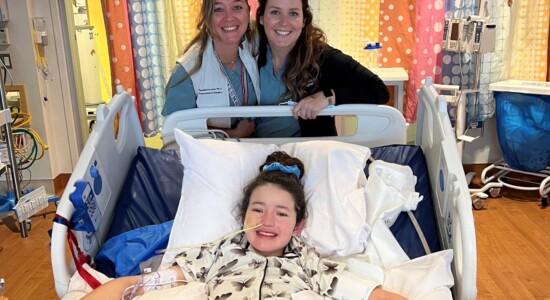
[83, 151, 406, 300]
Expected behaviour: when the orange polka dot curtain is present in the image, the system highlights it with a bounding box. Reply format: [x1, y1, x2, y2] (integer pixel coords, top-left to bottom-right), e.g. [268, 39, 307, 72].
[103, 0, 141, 126]
[310, 0, 444, 122]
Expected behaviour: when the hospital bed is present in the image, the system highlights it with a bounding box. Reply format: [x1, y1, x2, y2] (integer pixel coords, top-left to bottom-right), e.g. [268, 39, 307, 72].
[51, 78, 476, 299]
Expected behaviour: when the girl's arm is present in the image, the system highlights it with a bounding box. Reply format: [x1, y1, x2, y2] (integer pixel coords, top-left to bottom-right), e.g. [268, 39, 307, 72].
[82, 266, 186, 300]
[369, 287, 408, 300]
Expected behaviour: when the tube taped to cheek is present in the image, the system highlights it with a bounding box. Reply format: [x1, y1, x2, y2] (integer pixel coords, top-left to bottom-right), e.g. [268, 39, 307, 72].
[142, 268, 179, 292]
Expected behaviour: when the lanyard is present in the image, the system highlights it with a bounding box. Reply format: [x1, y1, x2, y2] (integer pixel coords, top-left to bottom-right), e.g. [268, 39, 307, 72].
[215, 53, 248, 107]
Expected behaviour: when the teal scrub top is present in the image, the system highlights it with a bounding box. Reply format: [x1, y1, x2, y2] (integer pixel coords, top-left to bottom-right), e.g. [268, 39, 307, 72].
[254, 47, 301, 137]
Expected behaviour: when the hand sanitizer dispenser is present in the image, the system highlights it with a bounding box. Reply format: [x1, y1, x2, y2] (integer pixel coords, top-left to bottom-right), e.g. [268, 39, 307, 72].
[364, 42, 382, 69]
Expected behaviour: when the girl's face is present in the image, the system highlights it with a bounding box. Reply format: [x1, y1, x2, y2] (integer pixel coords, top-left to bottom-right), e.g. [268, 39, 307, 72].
[260, 0, 304, 53]
[244, 183, 305, 257]
[211, 0, 250, 47]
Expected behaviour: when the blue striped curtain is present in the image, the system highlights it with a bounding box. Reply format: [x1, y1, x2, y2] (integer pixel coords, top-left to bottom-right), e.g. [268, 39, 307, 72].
[128, 0, 168, 137]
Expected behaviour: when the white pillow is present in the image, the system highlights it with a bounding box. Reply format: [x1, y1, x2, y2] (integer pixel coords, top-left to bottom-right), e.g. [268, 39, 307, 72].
[162, 130, 371, 265]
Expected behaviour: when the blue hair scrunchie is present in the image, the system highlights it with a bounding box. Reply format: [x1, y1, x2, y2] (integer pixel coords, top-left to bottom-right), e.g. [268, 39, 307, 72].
[262, 162, 301, 179]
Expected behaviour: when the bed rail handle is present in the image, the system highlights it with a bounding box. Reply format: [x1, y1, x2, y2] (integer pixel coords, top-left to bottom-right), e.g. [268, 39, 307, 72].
[51, 221, 71, 297]
[161, 104, 406, 147]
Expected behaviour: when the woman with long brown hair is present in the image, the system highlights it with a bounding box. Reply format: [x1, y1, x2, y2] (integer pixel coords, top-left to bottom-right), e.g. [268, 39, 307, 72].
[255, 0, 390, 137]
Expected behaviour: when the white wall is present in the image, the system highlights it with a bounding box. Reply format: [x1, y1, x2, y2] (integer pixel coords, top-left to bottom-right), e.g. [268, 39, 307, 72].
[0, 0, 80, 193]
[34, 0, 82, 172]
[2, 0, 53, 182]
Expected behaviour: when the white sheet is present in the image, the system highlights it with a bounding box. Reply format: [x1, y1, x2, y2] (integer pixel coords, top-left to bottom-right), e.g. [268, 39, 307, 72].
[359, 160, 454, 299]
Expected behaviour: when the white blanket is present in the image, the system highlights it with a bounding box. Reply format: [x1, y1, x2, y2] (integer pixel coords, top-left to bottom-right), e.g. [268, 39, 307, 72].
[358, 160, 454, 299]
[64, 160, 453, 300]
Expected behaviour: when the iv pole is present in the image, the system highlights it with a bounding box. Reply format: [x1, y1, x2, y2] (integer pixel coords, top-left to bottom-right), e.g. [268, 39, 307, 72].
[437, 0, 501, 209]
[0, 74, 26, 237]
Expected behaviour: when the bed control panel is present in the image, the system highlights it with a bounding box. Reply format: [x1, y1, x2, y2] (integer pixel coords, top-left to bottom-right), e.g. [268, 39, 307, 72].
[69, 154, 111, 233]
[70, 181, 101, 232]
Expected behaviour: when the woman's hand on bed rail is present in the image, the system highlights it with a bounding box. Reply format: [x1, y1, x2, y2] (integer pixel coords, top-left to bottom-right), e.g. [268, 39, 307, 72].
[291, 91, 333, 120]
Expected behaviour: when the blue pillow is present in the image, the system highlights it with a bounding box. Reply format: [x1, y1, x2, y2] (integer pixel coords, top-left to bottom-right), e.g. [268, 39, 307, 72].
[96, 220, 173, 277]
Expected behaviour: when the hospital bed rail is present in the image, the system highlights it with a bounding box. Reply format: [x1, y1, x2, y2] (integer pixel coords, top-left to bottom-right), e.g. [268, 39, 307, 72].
[416, 77, 477, 300]
[161, 104, 407, 147]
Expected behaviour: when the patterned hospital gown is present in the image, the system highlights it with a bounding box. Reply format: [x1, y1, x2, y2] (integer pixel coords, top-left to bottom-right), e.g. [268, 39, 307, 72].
[175, 233, 346, 299]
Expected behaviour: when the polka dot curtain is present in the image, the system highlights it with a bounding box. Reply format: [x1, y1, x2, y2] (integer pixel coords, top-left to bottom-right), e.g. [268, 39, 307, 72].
[126, 0, 168, 136]
[508, 0, 549, 81]
[382, 0, 431, 123]
[311, 0, 440, 122]
[104, 0, 141, 126]
[104, 0, 549, 132]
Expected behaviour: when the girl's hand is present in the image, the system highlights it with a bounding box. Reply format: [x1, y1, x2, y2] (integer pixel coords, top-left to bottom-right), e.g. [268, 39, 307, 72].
[292, 91, 329, 120]
[368, 287, 408, 300]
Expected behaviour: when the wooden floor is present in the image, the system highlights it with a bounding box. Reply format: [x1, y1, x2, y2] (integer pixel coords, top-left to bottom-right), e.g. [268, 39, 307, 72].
[0, 186, 549, 299]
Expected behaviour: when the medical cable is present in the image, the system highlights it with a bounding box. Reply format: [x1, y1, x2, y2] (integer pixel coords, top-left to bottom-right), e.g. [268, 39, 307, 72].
[121, 272, 188, 300]
[156, 223, 263, 255]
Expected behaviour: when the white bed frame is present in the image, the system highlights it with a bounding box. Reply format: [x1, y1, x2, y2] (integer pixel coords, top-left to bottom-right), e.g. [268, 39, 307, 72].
[51, 78, 476, 299]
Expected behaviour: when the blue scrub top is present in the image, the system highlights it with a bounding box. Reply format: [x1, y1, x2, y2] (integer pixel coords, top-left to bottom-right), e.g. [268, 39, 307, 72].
[254, 47, 301, 137]
[162, 62, 258, 124]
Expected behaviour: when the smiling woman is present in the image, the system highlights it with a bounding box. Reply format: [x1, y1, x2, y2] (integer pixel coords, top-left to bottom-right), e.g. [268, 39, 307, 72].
[254, 0, 390, 138]
[162, 0, 261, 139]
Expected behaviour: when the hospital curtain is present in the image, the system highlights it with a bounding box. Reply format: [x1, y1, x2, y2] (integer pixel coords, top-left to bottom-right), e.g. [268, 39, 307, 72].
[103, 0, 141, 126]
[310, 0, 379, 66]
[403, 0, 444, 122]
[103, 1, 548, 134]
[311, 1, 416, 121]
[506, 0, 549, 81]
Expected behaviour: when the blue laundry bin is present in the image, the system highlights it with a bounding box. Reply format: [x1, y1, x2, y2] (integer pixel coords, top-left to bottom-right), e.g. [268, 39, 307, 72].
[0, 195, 11, 213]
[491, 80, 550, 172]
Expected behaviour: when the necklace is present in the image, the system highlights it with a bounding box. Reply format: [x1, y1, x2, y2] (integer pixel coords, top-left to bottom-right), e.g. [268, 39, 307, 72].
[221, 57, 239, 65]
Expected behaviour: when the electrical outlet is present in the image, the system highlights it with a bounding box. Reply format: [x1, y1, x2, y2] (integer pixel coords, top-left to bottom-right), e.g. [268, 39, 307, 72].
[0, 28, 9, 45]
[0, 53, 11, 68]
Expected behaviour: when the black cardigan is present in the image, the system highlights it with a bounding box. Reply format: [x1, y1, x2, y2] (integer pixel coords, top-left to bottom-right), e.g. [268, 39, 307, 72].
[299, 46, 390, 137]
